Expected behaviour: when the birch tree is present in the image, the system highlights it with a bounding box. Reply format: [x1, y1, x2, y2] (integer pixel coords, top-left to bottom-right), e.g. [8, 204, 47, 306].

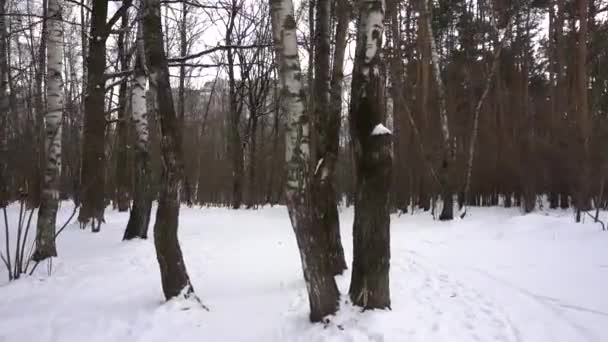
[114, 7, 131, 212]
[462, 22, 510, 215]
[348, 0, 392, 309]
[32, 0, 64, 261]
[420, 0, 454, 220]
[141, 0, 195, 299]
[123, 23, 152, 240]
[270, 0, 340, 322]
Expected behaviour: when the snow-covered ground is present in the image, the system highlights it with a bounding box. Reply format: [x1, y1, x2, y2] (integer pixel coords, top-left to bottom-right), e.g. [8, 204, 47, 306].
[1, 203, 607, 342]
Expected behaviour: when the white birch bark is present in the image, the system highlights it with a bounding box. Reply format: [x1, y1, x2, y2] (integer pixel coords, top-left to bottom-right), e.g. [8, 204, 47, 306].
[270, 0, 339, 321]
[124, 19, 152, 240]
[462, 25, 510, 213]
[422, 0, 450, 149]
[33, 0, 64, 260]
[132, 27, 149, 152]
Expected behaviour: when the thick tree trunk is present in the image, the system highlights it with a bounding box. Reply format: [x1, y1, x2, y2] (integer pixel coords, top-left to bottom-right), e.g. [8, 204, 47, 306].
[33, 0, 64, 261]
[115, 10, 130, 212]
[142, 0, 195, 299]
[79, 0, 109, 231]
[348, 0, 392, 310]
[312, 0, 347, 275]
[270, 0, 339, 322]
[124, 25, 152, 240]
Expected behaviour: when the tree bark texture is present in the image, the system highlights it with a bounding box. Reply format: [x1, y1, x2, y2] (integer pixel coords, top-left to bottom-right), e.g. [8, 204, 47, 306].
[421, 0, 453, 220]
[270, 0, 340, 322]
[124, 24, 152, 240]
[33, 0, 64, 261]
[226, 2, 244, 209]
[0, 0, 9, 207]
[79, 0, 109, 230]
[115, 8, 130, 212]
[348, 0, 392, 310]
[142, 0, 194, 299]
[312, 0, 347, 276]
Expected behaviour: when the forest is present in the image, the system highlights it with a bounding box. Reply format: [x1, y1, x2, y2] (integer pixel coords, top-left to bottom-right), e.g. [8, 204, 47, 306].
[1, 0, 608, 341]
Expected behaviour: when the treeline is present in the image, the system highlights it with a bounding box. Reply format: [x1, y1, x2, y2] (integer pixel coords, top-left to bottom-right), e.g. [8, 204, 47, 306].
[2, 0, 606, 220]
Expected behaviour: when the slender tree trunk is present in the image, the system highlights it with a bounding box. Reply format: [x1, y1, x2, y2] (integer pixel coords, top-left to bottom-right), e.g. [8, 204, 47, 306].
[226, 2, 244, 209]
[266, 86, 281, 204]
[29, 0, 47, 209]
[270, 0, 339, 322]
[79, 0, 110, 231]
[0, 0, 9, 207]
[312, 0, 347, 275]
[246, 111, 258, 208]
[115, 9, 130, 212]
[348, 0, 392, 310]
[575, 0, 590, 221]
[420, 0, 453, 220]
[462, 25, 508, 212]
[522, 12, 535, 214]
[124, 24, 152, 240]
[142, 0, 195, 299]
[32, 0, 64, 261]
[387, 0, 407, 211]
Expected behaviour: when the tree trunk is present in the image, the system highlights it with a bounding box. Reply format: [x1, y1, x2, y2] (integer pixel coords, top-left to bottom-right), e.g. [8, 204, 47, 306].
[142, 0, 195, 299]
[124, 24, 152, 240]
[226, 3, 244, 209]
[28, 0, 47, 209]
[79, 0, 110, 231]
[348, 0, 392, 310]
[270, 0, 339, 322]
[246, 111, 258, 208]
[462, 24, 508, 213]
[32, 0, 64, 261]
[420, 0, 453, 220]
[575, 0, 590, 221]
[312, 0, 347, 275]
[0, 0, 9, 207]
[115, 9, 130, 212]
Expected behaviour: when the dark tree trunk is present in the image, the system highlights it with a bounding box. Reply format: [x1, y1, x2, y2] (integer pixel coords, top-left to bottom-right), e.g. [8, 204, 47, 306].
[0, 0, 9, 207]
[115, 10, 130, 212]
[348, 0, 392, 310]
[560, 192, 569, 209]
[226, 3, 244, 209]
[549, 192, 559, 209]
[246, 111, 258, 209]
[142, 0, 194, 299]
[79, 0, 110, 231]
[311, 0, 348, 276]
[29, 0, 47, 209]
[575, 0, 590, 221]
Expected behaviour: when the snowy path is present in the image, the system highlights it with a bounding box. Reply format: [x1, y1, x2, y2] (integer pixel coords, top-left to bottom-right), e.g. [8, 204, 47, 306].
[1, 204, 607, 341]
